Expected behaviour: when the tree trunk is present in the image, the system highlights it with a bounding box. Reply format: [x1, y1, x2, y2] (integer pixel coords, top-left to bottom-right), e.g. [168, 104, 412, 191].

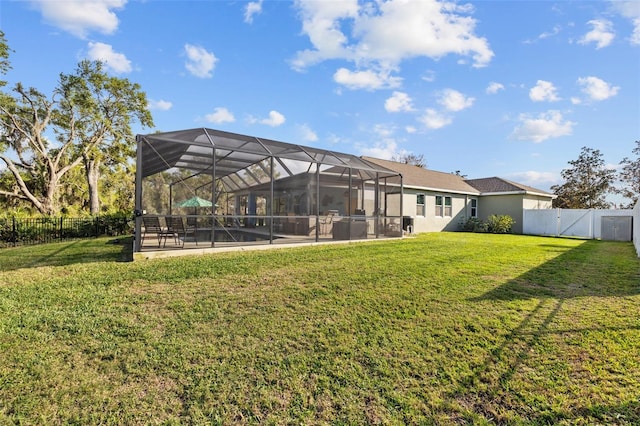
[83, 154, 101, 215]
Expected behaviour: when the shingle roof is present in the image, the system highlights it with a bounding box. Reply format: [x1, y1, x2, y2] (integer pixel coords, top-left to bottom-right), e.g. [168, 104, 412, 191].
[362, 157, 554, 198]
[362, 156, 480, 195]
[465, 177, 554, 196]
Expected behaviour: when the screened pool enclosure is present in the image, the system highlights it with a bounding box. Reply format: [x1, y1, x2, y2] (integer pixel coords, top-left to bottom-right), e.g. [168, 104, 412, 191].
[134, 128, 403, 252]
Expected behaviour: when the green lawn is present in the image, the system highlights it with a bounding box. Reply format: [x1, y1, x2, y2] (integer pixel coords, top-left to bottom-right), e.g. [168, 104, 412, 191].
[0, 233, 638, 425]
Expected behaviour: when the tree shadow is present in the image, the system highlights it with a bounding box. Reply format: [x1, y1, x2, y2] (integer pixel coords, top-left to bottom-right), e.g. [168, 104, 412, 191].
[474, 240, 640, 301]
[451, 240, 640, 423]
[0, 236, 133, 272]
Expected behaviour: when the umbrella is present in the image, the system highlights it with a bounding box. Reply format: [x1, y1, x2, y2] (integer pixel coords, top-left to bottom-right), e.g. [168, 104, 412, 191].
[176, 196, 214, 208]
[175, 197, 217, 227]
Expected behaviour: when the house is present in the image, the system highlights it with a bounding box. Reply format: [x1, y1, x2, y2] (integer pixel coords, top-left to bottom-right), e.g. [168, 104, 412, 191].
[363, 157, 555, 234]
[134, 128, 555, 256]
[464, 177, 555, 234]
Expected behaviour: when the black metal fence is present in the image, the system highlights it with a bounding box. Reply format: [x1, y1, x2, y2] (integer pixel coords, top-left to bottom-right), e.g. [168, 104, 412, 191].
[0, 215, 133, 248]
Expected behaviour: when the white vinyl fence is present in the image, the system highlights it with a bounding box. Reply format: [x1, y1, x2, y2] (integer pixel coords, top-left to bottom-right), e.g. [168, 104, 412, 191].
[523, 208, 633, 240]
[634, 200, 640, 257]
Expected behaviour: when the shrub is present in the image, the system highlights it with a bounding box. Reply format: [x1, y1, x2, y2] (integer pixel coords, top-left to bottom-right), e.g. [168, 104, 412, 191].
[461, 217, 488, 233]
[486, 214, 515, 234]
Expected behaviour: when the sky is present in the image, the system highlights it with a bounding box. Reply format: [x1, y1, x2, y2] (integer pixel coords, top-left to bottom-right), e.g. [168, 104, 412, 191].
[1, 0, 639, 199]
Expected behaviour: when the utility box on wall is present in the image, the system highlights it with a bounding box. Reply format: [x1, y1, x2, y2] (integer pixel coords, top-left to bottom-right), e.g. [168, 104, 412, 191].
[601, 216, 632, 242]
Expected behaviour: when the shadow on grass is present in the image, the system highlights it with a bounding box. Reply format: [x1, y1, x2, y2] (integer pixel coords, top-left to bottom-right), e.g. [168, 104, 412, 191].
[0, 236, 133, 272]
[454, 239, 640, 423]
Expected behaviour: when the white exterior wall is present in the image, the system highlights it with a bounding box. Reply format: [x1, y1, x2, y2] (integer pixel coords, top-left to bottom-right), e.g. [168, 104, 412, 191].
[405, 190, 470, 233]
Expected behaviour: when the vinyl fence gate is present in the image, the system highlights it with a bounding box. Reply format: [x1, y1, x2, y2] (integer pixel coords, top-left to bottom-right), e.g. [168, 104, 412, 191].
[523, 208, 633, 241]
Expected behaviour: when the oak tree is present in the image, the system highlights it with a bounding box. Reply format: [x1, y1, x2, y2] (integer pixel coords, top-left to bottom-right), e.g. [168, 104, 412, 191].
[551, 146, 615, 209]
[618, 140, 639, 208]
[0, 59, 153, 215]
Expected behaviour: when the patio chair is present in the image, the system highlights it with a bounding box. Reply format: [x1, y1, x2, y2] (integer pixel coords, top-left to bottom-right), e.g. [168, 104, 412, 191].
[141, 215, 172, 248]
[319, 211, 336, 235]
[166, 216, 198, 247]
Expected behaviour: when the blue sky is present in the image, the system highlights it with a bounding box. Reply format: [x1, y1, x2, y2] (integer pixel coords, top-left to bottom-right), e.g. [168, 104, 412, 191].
[1, 0, 639, 196]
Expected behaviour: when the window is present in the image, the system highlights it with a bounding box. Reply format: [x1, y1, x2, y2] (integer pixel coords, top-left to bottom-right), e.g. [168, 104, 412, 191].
[416, 193, 425, 216]
[470, 198, 477, 218]
[444, 196, 452, 216]
[435, 195, 452, 217]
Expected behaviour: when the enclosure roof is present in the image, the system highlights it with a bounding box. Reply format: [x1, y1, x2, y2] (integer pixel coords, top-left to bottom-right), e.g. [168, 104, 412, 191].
[137, 128, 399, 179]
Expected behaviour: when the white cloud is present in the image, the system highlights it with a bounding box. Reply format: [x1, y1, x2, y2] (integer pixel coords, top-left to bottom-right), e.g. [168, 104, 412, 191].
[438, 89, 474, 112]
[87, 42, 131, 73]
[148, 99, 173, 111]
[538, 25, 562, 40]
[358, 139, 406, 160]
[31, 0, 125, 39]
[184, 44, 217, 78]
[610, 1, 640, 45]
[579, 19, 615, 49]
[577, 76, 620, 101]
[289, 0, 359, 70]
[384, 91, 414, 112]
[291, 0, 493, 73]
[419, 108, 452, 129]
[633, 18, 640, 45]
[256, 110, 286, 127]
[508, 171, 560, 187]
[333, 68, 402, 90]
[244, 0, 263, 24]
[529, 80, 561, 102]
[298, 124, 318, 142]
[352, 0, 493, 68]
[421, 70, 436, 82]
[405, 126, 417, 134]
[511, 110, 575, 143]
[205, 107, 235, 124]
[486, 82, 504, 94]
[326, 133, 342, 145]
[373, 123, 395, 138]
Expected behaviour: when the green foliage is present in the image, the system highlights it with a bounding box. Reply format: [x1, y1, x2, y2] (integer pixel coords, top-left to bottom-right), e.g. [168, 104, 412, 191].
[462, 215, 514, 233]
[461, 217, 488, 232]
[0, 51, 153, 215]
[618, 140, 640, 208]
[0, 234, 638, 424]
[57, 60, 154, 215]
[551, 146, 616, 209]
[486, 214, 515, 233]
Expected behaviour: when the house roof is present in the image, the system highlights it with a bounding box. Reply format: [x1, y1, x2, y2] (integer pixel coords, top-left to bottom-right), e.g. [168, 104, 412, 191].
[362, 156, 480, 195]
[465, 177, 555, 197]
[363, 157, 555, 198]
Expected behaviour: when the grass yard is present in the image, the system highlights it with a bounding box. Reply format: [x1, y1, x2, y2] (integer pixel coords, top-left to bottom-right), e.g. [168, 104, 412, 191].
[0, 233, 639, 425]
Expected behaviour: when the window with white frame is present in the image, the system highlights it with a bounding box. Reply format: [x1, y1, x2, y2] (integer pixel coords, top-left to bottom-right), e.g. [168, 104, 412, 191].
[470, 198, 477, 218]
[435, 195, 452, 217]
[416, 193, 425, 216]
